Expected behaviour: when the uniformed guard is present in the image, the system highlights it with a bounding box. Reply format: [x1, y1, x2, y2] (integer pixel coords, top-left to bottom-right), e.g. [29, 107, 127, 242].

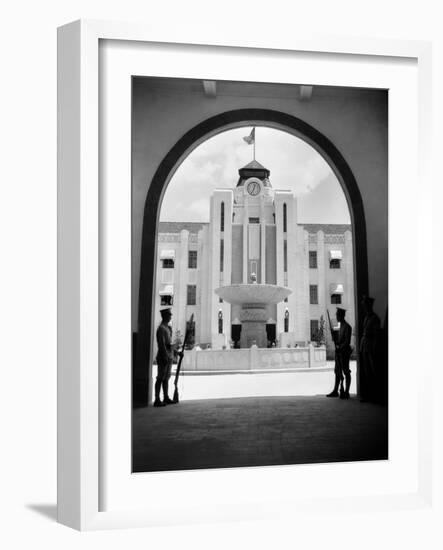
[359, 296, 381, 402]
[327, 307, 353, 399]
[154, 307, 176, 407]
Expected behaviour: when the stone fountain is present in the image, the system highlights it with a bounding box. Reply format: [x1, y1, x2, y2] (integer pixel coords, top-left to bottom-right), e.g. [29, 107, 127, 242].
[215, 273, 292, 348]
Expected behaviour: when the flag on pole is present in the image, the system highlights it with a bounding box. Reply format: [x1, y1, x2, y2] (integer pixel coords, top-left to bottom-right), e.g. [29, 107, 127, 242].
[243, 127, 255, 145]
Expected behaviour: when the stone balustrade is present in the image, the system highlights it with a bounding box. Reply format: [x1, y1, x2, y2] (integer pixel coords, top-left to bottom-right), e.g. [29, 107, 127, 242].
[182, 344, 326, 371]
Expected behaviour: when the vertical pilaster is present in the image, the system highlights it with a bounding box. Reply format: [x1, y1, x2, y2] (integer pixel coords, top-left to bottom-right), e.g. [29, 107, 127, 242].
[243, 196, 248, 283]
[177, 229, 189, 336]
[318, 230, 326, 318]
[260, 195, 266, 283]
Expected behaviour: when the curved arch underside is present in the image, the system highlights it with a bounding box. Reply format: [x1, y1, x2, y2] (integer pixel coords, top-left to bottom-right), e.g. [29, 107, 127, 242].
[134, 109, 369, 406]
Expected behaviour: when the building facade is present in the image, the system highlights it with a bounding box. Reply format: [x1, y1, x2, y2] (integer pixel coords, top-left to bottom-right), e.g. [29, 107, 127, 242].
[155, 161, 355, 355]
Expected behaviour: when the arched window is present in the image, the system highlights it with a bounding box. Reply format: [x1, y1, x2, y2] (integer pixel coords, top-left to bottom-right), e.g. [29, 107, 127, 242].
[284, 309, 289, 333]
[283, 203, 287, 233]
[218, 310, 223, 334]
[220, 201, 225, 232]
[220, 239, 224, 272]
[283, 240, 288, 272]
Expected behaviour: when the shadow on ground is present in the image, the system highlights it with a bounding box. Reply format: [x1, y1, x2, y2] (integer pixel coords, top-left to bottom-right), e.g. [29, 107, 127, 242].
[26, 504, 57, 522]
[133, 395, 388, 472]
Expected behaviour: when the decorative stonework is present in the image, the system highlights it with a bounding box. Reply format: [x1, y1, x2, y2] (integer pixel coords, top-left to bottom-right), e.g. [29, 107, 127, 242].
[240, 307, 268, 322]
[158, 234, 180, 243]
[308, 233, 346, 245]
[325, 235, 345, 244]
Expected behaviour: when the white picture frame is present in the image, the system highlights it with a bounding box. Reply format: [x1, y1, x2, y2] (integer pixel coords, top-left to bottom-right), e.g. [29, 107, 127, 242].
[57, 19, 433, 531]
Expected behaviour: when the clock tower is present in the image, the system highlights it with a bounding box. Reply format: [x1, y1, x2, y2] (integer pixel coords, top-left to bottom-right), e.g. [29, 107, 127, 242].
[207, 158, 304, 347]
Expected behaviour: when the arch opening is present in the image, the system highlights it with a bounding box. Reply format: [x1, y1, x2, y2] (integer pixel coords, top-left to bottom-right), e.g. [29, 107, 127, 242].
[134, 109, 368, 407]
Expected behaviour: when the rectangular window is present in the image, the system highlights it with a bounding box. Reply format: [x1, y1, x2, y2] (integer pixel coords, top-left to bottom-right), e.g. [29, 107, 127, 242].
[162, 258, 174, 269]
[248, 217, 260, 224]
[330, 259, 341, 269]
[188, 250, 197, 269]
[309, 251, 317, 269]
[220, 239, 224, 272]
[160, 295, 173, 306]
[309, 285, 318, 304]
[187, 285, 197, 306]
[310, 320, 319, 341]
[331, 294, 342, 304]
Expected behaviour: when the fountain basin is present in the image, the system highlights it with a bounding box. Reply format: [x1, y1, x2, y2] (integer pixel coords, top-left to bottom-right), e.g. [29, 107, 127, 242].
[215, 283, 292, 305]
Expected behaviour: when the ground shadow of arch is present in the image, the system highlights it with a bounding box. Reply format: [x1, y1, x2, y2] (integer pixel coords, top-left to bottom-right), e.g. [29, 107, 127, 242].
[134, 109, 369, 407]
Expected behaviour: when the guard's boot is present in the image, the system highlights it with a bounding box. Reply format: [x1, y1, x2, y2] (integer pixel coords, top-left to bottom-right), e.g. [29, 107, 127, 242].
[326, 375, 340, 397]
[153, 379, 165, 407]
[162, 381, 174, 405]
[341, 373, 351, 399]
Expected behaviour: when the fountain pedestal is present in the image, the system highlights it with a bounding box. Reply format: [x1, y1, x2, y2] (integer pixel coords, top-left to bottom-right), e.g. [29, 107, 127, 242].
[215, 282, 292, 348]
[239, 303, 268, 348]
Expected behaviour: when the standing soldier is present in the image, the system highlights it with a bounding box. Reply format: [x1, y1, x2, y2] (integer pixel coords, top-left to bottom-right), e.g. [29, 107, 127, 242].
[327, 307, 353, 399]
[359, 296, 381, 402]
[154, 307, 181, 407]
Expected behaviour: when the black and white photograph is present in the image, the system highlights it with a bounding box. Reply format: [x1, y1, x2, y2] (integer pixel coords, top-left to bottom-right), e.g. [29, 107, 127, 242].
[131, 77, 388, 472]
[3, 0, 439, 543]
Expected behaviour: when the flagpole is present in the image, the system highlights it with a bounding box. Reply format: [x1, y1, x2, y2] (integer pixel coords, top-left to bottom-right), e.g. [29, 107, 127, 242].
[253, 127, 256, 160]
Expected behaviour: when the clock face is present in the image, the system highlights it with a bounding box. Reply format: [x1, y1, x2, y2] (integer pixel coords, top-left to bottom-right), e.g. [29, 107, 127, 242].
[247, 181, 261, 196]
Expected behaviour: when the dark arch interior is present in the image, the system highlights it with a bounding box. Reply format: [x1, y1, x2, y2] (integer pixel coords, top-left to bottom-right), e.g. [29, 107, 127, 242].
[133, 109, 369, 407]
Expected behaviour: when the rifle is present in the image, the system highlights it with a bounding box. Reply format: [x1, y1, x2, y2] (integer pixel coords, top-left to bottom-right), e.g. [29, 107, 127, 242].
[172, 313, 194, 404]
[327, 309, 344, 396]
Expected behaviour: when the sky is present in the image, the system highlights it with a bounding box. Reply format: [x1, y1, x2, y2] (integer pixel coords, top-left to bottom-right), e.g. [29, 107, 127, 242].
[160, 127, 351, 224]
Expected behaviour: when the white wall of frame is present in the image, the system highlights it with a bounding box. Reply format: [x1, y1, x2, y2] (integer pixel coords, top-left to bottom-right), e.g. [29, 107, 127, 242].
[1, 0, 442, 547]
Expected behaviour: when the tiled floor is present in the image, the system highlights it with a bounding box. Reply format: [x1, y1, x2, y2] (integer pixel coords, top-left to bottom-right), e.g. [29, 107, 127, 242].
[133, 391, 388, 472]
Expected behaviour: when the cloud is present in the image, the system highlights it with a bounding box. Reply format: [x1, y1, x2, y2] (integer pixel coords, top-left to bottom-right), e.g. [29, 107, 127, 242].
[160, 127, 349, 223]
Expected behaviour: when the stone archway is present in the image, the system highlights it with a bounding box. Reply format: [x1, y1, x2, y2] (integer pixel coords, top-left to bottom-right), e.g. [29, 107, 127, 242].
[134, 109, 368, 406]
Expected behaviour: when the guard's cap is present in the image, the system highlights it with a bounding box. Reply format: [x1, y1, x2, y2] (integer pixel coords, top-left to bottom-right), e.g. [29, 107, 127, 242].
[361, 295, 375, 306]
[336, 307, 346, 315]
[159, 306, 172, 316]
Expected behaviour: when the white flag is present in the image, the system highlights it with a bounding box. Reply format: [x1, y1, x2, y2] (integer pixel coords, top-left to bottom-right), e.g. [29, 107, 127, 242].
[243, 128, 255, 145]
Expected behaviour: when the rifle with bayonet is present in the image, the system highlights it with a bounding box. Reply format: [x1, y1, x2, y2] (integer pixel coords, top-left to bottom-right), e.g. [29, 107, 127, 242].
[172, 313, 194, 404]
[327, 309, 345, 397]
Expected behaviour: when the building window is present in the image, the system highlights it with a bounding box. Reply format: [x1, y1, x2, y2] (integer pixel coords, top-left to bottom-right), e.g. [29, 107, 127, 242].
[284, 309, 289, 332]
[188, 250, 197, 269]
[218, 310, 223, 334]
[283, 240, 288, 272]
[309, 285, 318, 304]
[249, 217, 260, 224]
[160, 295, 173, 306]
[220, 239, 224, 272]
[283, 203, 287, 232]
[162, 258, 174, 269]
[187, 285, 196, 306]
[220, 202, 225, 232]
[330, 259, 341, 269]
[331, 294, 342, 304]
[219, 297, 223, 303]
[309, 251, 317, 269]
[310, 320, 319, 341]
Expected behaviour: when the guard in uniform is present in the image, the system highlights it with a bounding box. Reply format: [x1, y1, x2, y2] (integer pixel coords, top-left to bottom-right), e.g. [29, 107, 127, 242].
[327, 307, 353, 399]
[360, 296, 381, 402]
[154, 307, 175, 407]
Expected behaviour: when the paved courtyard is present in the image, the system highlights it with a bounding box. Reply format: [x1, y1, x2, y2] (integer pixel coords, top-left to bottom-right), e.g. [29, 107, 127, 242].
[133, 363, 388, 472]
[170, 361, 357, 401]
